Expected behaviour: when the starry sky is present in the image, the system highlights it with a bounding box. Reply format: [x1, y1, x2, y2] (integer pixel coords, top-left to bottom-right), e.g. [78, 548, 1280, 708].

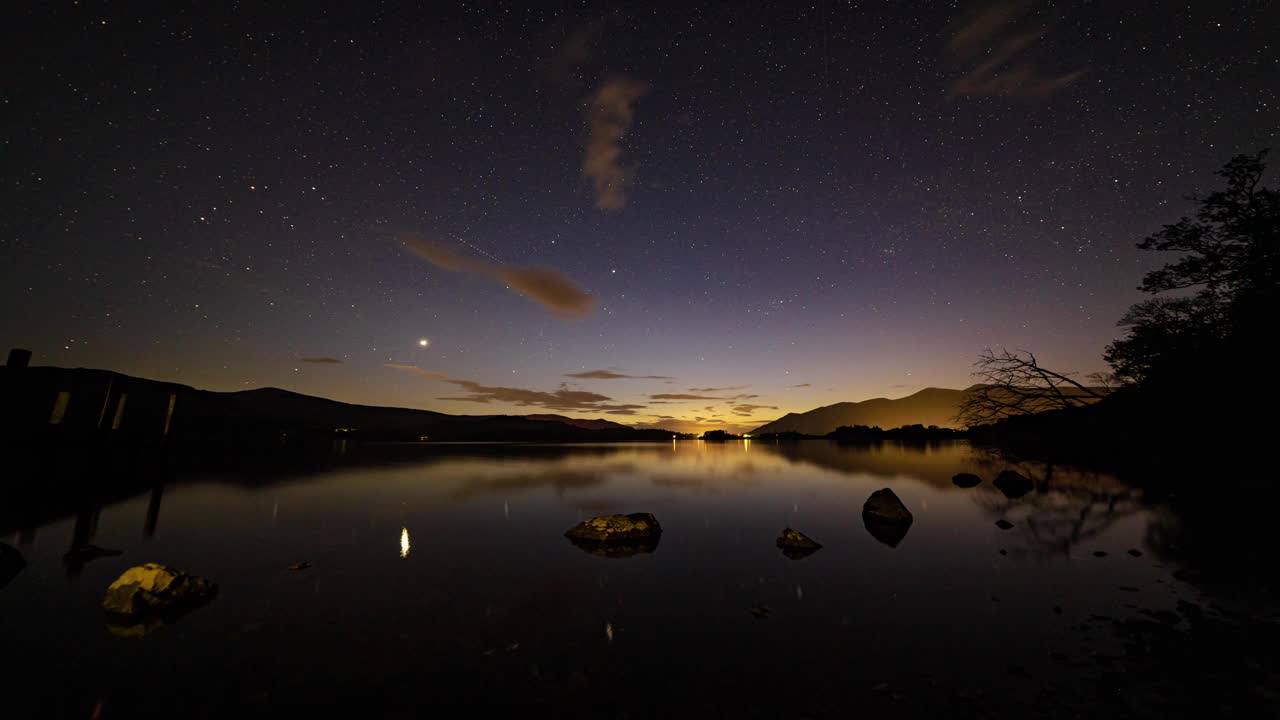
[3, 1, 1277, 433]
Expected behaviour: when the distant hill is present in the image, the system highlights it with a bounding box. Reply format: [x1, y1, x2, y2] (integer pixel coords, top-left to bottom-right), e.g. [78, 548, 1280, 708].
[752, 385, 1108, 436]
[0, 366, 676, 443]
[752, 387, 972, 435]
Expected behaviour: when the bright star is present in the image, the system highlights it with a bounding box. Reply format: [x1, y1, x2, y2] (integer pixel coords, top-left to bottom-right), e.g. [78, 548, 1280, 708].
[417, 338, 430, 348]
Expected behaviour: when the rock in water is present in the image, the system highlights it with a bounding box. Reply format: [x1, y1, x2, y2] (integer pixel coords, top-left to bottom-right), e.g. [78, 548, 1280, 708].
[993, 470, 1034, 499]
[862, 488, 914, 548]
[0, 542, 25, 591]
[952, 473, 982, 488]
[565, 513, 662, 557]
[565, 513, 661, 542]
[776, 528, 823, 559]
[102, 563, 217, 618]
[995, 519, 1015, 530]
[863, 488, 913, 522]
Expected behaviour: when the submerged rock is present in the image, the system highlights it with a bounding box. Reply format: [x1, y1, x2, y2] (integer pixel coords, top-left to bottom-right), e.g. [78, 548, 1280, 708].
[995, 519, 1015, 530]
[64, 544, 123, 566]
[952, 473, 982, 488]
[862, 488, 914, 548]
[565, 513, 662, 542]
[776, 528, 823, 559]
[993, 470, 1034, 499]
[0, 542, 25, 591]
[102, 563, 217, 621]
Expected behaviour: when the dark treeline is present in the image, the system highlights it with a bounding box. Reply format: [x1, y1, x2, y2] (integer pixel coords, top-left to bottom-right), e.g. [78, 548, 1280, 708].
[753, 423, 966, 443]
[967, 150, 1278, 474]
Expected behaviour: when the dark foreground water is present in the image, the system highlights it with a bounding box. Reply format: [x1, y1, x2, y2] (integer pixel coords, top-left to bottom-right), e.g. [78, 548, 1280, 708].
[2, 440, 1275, 718]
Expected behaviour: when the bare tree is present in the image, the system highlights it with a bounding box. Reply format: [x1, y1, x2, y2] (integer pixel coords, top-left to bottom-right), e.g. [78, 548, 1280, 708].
[957, 349, 1112, 427]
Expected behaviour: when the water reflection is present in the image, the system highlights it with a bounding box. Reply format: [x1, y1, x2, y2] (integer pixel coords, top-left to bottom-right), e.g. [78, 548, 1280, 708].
[0, 440, 1204, 717]
[969, 458, 1144, 557]
[0, 542, 23, 590]
[63, 508, 122, 576]
[862, 514, 913, 548]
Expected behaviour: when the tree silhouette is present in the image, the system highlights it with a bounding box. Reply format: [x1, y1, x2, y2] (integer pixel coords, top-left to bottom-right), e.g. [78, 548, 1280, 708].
[957, 348, 1109, 427]
[1107, 150, 1277, 385]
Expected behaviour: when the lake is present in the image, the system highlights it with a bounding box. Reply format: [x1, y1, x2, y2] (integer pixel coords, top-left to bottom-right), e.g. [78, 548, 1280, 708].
[0, 440, 1251, 717]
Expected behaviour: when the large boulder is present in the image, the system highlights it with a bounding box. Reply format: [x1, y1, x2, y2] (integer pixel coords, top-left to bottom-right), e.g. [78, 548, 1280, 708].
[565, 513, 661, 542]
[0, 542, 25, 591]
[565, 513, 662, 558]
[952, 473, 982, 488]
[863, 488, 913, 522]
[993, 470, 1034, 499]
[776, 528, 823, 559]
[862, 488, 914, 548]
[102, 563, 217, 618]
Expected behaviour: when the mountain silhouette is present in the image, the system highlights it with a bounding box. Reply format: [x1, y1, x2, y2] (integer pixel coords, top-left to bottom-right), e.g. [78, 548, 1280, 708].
[522, 414, 632, 431]
[751, 387, 975, 435]
[0, 366, 676, 443]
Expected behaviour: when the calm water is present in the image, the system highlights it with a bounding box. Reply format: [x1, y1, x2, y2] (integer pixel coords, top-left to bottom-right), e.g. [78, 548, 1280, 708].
[1, 440, 1202, 717]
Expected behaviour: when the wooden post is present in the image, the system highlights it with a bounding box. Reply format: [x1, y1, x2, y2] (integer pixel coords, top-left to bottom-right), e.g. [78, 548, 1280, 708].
[163, 393, 177, 436]
[110, 393, 127, 431]
[49, 391, 71, 425]
[144, 484, 164, 538]
[97, 379, 115, 430]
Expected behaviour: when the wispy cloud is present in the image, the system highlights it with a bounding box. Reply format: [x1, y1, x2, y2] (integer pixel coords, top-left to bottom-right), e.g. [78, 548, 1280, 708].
[385, 364, 646, 414]
[731, 403, 778, 417]
[583, 76, 648, 210]
[688, 385, 746, 393]
[301, 357, 342, 364]
[945, 1, 1084, 99]
[632, 416, 758, 435]
[541, 19, 604, 85]
[383, 364, 449, 380]
[651, 393, 722, 400]
[565, 369, 673, 380]
[788, 383, 811, 388]
[402, 236, 595, 319]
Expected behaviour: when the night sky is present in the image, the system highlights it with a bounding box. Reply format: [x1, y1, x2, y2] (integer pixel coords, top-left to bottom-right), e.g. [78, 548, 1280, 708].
[3, 1, 1277, 433]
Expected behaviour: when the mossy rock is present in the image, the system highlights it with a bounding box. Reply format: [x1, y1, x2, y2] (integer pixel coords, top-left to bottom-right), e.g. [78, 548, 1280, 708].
[564, 513, 662, 542]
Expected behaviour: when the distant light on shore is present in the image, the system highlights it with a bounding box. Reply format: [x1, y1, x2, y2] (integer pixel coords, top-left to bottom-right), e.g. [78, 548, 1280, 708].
[400, 527, 411, 558]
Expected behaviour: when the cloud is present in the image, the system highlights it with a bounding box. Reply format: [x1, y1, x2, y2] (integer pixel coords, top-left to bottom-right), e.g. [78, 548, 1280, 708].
[688, 386, 746, 393]
[384, 364, 449, 380]
[402, 236, 595, 319]
[385, 364, 646, 414]
[301, 357, 342, 364]
[631, 416, 758, 435]
[945, 2, 1084, 98]
[731, 403, 779, 417]
[583, 76, 648, 210]
[789, 383, 811, 388]
[650, 393, 722, 400]
[541, 19, 604, 84]
[565, 369, 673, 380]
